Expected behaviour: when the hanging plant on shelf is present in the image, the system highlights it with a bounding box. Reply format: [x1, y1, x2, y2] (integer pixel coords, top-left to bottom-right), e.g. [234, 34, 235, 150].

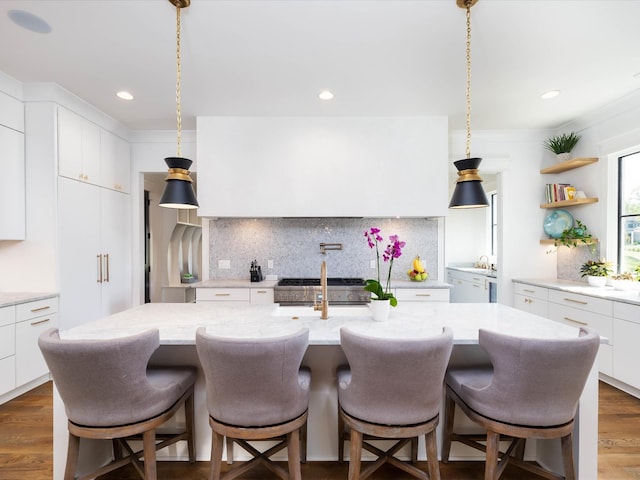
[555, 220, 595, 249]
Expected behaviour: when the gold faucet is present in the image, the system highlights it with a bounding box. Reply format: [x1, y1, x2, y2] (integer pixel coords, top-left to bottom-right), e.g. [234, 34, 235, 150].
[313, 260, 329, 319]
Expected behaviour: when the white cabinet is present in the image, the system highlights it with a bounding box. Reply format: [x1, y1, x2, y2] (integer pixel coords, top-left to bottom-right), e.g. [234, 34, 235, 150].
[613, 302, 640, 390]
[513, 283, 549, 317]
[58, 106, 101, 185]
[394, 288, 449, 302]
[58, 177, 131, 329]
[196, 287, 275, 304]
[250, 288, 275, 304]
[0, 90, 24, 132]
[0, 296, 58, 401]
[547, 290, 613, 376]
[15, 297, 58, 386]
[0, 306, 16, 396]
[100, 129, 130, 193]
[196, 288, 251, 303]
[447, 269, 489, 303]
[58, 106, 130, 192]
[0, 125, 25, 240]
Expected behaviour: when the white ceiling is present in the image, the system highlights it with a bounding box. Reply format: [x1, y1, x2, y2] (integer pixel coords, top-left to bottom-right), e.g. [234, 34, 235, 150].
[1, 0, 639, 132]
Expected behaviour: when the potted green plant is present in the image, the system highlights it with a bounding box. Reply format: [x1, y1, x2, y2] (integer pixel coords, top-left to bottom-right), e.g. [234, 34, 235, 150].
[580, 259, 612, 287]
[610, 271, 638, 291]
[543, 131, 581, 162]
[554, 220, 595, 251]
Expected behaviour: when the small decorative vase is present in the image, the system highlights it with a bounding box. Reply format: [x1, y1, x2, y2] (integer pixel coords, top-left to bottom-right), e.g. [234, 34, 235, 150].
[587, 276, 607, 287]
[556, 152, 571, 163]
[369, 299, 391, 322]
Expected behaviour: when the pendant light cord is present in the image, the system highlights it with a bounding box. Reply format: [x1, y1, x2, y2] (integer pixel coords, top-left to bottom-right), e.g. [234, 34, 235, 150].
[465, 0, 472, 159]
[175, 4, 182, 157]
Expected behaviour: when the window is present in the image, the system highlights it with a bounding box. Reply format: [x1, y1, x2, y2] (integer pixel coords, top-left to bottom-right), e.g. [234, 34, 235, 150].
[618, 151, 640, 273]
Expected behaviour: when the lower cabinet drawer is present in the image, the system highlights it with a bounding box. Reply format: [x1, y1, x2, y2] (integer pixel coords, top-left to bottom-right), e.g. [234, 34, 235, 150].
[513, 283, 548, 301]
[0, 324, 15, 359]
[549, 303, 612, 341]
[196, 288, 251, 302]
[15, 313, 58, 386]
[513, 294, 548, 318]
[16, 297, 59, 322]
[548, 290, 612, 316]
[250, 288, 274, 304]
[395, 288, 449, 302]
[0, 356, 16, 396]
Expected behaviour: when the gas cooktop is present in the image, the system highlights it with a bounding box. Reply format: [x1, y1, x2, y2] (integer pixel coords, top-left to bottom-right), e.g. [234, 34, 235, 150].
[277, 278, 365, 287]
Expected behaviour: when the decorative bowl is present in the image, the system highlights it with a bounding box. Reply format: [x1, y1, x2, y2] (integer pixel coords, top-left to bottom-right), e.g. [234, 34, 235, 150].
[543, 209, 574, 239]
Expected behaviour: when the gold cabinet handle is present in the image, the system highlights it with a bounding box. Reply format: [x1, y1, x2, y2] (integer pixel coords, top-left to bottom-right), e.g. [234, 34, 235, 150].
[523, 289, 535, 293]
[415, 293, 432, 297]
[97, 254, 103, 283]
[255, 290, 267, 294]
[104, 253, 110, 282]
[30, 305, 51, 313]
[564, 297, 588, 305]
[564, 316, 588, 326]
[30, 318, 51, 326]
[215, 293, 231, 297]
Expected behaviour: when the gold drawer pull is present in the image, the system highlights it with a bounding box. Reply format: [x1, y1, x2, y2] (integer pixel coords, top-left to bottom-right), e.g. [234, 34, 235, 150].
[255, 290, 267, 294]
[564, 297, 588, 305]
[215, 293, 231, 297]
[523, 289, 535, 293]
[31, 318, 51, 326]
[415, 294, 432, 297]
[30, 306, 51, 313]
[564, 316, 588, 326]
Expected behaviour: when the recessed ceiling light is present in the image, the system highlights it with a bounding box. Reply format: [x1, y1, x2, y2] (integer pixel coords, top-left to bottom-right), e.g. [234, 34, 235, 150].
[318, 90, 334, 100]
[541, 90, 560, 100]
[116, 91, 134, 101]
[7, 10, 51, 34]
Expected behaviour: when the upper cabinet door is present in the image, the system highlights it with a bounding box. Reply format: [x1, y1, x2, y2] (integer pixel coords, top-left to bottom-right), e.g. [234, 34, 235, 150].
[100, 130, 130, 193]
[0, 126, 25, 240]
[196, 117, 449, 218]
[57, 106, 101, 185]
[0, 91, 24, 132]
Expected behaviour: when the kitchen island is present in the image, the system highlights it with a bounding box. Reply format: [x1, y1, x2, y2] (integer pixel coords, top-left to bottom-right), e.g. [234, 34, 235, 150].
[53, 302, 600, 479]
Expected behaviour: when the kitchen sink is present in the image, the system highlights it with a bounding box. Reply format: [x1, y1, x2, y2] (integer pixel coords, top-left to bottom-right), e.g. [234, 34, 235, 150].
[271, 305, 370, 318]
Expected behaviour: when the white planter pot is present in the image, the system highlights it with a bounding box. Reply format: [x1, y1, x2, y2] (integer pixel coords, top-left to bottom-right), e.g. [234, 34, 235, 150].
[587, 276, 607, 287]
[369, 299, 391, 322]
[556, 152, 571, 163]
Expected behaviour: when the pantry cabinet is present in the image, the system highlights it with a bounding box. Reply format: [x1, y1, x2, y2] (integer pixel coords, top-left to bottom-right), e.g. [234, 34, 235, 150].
[58, 177, 131, 329]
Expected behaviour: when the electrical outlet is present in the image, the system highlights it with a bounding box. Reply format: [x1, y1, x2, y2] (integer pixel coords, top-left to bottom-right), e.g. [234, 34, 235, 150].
[370, 260, 376, 269]
[218, 259, 231, 270]
[268, 260, 274, 269]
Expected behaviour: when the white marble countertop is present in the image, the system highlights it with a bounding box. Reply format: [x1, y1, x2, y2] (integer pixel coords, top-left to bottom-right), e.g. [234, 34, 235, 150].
[61, 302, 582, 346]
[514, 278, 640, 306]
[447, 266, 497, 278]
[0, 292, 58, 308]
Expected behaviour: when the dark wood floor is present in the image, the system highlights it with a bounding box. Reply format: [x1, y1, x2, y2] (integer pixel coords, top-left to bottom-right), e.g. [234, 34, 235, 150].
[0, 381, 638, 479]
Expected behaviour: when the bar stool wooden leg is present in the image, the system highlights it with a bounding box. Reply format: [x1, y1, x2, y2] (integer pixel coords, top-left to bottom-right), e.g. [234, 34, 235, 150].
[210, 431, 224, 480]
[441, 391, 455, 463]
[64, 433, 80, 480]
[142, 429, 157, 480]
[561, 433, 576, 480]
[186, 392, 196, 463]
[485, 430, 500, 480]
[348, 429, 363, 480]
[338, 409, 346, 463]
[425, 429, 441, 480]
[287, 429, 302, 480]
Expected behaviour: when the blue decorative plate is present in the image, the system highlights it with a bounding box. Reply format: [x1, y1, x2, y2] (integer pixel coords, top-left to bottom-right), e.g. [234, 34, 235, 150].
[543, 210, 574, 239]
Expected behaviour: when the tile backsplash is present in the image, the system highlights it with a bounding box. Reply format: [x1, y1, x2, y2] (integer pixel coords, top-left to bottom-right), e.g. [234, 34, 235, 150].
[209, 218, 439, 281]
[557, 243, 602, 282]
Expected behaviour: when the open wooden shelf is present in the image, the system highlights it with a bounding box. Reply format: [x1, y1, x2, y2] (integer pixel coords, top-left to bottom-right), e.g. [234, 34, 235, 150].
[540, 238, 598, 246]
[540, 197, 599, 209]
[540, 157, 598, 174]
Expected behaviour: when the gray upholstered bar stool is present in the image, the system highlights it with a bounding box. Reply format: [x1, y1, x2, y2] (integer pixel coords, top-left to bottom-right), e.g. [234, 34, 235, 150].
[38, 328, 197, 480]
[441, 327, 599, 480]
[195, 327, 311, 480]
[337, 326, 453, 480]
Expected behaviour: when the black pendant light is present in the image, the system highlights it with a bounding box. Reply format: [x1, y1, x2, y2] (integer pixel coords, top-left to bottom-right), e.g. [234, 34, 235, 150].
[449, 0, 489, 209]
[159, 0, 198, 209]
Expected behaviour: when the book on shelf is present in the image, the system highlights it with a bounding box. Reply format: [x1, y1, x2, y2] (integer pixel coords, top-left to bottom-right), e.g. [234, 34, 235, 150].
[545, 183, 577, 203]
